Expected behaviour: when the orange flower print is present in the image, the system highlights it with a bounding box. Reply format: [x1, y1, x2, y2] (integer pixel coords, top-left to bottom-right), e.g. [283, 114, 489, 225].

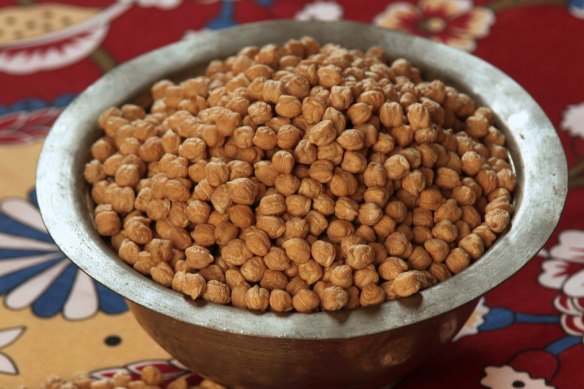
[374, 0, 495, 51]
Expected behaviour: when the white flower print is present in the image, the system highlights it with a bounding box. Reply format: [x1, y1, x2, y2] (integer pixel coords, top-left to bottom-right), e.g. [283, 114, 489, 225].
[0, 326, 25, 375]
[125, 0, 183, 9]
[295, 1, 343, 21]
[538, 230, 584, 337]
[453, 297, 489, 340]
[481, 365, 555, 389]
[561, 102, 584, 139]
[0, 191, 127, 320]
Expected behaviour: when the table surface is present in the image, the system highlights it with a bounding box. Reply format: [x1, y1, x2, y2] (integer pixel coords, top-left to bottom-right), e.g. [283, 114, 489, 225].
[1, 1, 583, 388]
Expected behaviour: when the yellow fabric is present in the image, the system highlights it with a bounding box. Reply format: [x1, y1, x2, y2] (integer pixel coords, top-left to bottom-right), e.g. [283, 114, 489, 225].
[0, 143, 168, 388]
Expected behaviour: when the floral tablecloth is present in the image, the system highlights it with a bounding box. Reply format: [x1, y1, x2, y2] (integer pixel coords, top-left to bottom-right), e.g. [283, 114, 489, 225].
[1, 0, 583, 388]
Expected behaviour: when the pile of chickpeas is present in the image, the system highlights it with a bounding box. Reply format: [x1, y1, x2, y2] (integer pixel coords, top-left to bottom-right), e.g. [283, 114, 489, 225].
[37, 367, 222, 389]
[84, 37, 516, 313]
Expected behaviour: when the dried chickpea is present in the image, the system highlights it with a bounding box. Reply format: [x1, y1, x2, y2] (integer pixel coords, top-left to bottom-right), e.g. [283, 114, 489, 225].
[384, 154, 410, 180]
[269, 289, 293, 312]
[285, 217, 310, 239]
[221, 239, 252, 266]
[256, 215, 286, 239]
[303, 210, 327, 236]
[445, 248, 471, 274]
[337, 129, 365, 151]
[253, 126, 278, 150]
[432, 220, 458, 243]
[385, 231, 413, 258]
[340, 235, 367, 258]
[141, 366, 162, 386]
[282, 238, 311, 264]
[474, 224, 497, 248]
[378, 257, 408, 281]
[329, 169, 358, 197]
[95, 208, 121, 237]
[271, 150, 295, 174]
[342, 151, 368, 174]
[298, 178, 323, 201]
[84, 160, 106, 184]
[298, 260, 324, 285]
[310, 240, 335, 268]
[328, 85, 352, 110]
[273, 174, 300, 196]
[225, 269, 248, 289]
[292, 289, 320, 313]
[242, 228, 271, 256]
[408, 246, 432, 270]
[185, 245, 213, 270]
[357, 225, 376, 245]
[391, 270, 426, 297]
[227, 204, 254, 229]
[306, 119, 337, 147]
[359, 283, 385, 307]
[497, 168, 516, 192]
[148, 238, 173, 262]
[476, 168, 498, 195]
[123, 218, 152, 245]
[286, 194, 312, 217]
[402, 169, 426, 197]
[460, 205, 481, 229]
[327, 219, 355, 243]
[323, 106, 347, 134]
[317, 64, 343, 87]
[353, 267, 379, 289]
[248, 101, 272, 125]
[254, 160, 279, 186]
[320, 286, 349, 311]
[227, 177, 258, 205]
[427, 263, 451, 282]
[202, 280, 231, 304]
[302, 96, 326, 124]
[309, 160, 335, 183]
[346, 244, 375, 270]
[198, 263, 226, 283]
[328, 264, 352, 289]
[275, 95, 302, 118]
[458, 233, 485, 259]
[358, 202, 384, 226]
[422, 238, 448, 263]
[118, 239, 139, 265]
[434, 199, 462, 223]
[485, 208, 511, 233]
[150, 262, 174, 287]
[347, 103, 373, 126]
[318, 141, 345, 165]
[245, 285, 270, 311]
[286, 276, 309, 296]
[258, 193, 287, 215]
[436, 167, 461, 189]
[364, 186, 389, 208]
[335, 197, 359, 221]
[231, 284, 250, 309]
[264, 247, 290, 271]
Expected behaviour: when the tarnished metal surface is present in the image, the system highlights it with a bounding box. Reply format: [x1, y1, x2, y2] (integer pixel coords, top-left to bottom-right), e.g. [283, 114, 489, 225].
[36, 20, 567, 389]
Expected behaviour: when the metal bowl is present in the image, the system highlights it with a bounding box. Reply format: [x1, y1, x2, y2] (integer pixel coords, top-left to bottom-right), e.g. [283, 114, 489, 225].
[37, 20, 567, 389]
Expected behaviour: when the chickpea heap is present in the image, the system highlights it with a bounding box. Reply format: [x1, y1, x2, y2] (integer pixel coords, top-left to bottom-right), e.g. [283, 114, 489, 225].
[34, 368, 223, 389]
[84, 37, 516, 313]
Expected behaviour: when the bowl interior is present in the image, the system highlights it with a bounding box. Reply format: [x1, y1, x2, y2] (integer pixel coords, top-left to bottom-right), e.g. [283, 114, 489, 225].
[36, 20, 567, 340]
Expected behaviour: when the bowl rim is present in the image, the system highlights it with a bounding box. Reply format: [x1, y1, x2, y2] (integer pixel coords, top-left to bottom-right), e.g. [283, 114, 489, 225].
[36, 20, 567, 340]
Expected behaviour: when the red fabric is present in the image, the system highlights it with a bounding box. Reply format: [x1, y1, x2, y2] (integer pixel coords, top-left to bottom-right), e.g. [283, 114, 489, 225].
[1, 1, 583, 388]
